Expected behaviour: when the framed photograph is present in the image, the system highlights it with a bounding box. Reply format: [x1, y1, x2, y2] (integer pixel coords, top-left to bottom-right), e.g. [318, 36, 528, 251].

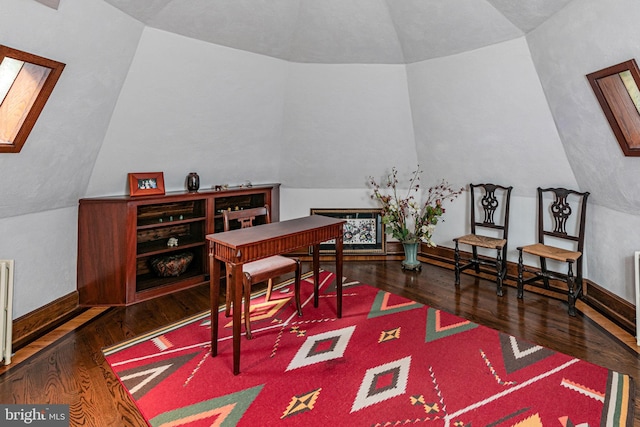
[587, 59, 640, 156]
[128, 172, 165, 197]
[310, 208, 386, 255]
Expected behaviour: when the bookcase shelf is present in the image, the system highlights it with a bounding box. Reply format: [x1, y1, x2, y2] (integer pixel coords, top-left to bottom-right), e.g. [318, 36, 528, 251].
[77, 184, 279, 306]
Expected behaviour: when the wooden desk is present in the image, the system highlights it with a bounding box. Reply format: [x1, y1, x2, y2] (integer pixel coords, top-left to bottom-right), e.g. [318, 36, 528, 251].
[207, 215, 346, 374]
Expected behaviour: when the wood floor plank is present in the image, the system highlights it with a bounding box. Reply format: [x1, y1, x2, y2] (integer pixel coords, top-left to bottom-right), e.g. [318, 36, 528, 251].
[0, 261, 637, 426]
[0, 307, 111, 374]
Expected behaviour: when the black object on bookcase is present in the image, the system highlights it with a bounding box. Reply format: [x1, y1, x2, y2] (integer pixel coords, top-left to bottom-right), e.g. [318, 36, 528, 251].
[187, 172, 200, 192]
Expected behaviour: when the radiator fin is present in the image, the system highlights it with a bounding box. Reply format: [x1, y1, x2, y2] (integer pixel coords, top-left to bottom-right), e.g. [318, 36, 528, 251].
[0, 260, 14, 365]
[635, 252, 640, 347]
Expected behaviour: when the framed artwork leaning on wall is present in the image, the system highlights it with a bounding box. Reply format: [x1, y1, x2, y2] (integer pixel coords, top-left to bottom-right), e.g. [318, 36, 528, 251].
[309, 208, 385, 255]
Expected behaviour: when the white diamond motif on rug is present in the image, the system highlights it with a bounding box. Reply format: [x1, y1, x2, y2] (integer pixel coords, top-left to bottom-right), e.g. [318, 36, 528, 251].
[351, 356, 411, 413]
[286, 325, 356, 371]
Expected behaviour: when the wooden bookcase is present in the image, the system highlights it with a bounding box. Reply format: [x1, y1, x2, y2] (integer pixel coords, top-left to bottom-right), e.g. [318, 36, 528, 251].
[77, 184, 280, 306]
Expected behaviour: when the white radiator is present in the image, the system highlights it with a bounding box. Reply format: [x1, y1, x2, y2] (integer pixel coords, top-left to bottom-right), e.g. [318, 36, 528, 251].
[635, 252, 640, 346]
[0, 260, 14, 365]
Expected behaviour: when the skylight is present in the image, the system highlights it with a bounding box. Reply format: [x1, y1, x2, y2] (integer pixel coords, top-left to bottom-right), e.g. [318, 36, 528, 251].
[0, 45, 65, 153]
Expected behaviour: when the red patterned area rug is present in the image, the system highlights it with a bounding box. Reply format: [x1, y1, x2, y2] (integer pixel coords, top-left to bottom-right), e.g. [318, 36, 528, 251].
[103, 271, 634, 426]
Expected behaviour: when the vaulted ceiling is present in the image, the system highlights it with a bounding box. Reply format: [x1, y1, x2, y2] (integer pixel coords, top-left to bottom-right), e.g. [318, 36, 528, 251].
[99, 0, 574, 64]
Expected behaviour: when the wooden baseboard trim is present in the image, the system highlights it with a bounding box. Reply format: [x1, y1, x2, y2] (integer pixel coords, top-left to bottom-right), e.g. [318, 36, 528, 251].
[582, 280, 636, 333]
[12, 291, 80, 350]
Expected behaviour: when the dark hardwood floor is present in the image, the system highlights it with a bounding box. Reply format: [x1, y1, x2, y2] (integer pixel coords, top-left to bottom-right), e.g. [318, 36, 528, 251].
[0, 261, 638, 426]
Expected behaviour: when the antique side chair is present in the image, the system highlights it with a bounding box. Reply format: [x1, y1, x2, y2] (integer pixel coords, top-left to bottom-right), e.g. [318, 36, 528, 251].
[223, 205, 302, 339]
[453, 183, 513, 296]
[517, 187, 589, 316]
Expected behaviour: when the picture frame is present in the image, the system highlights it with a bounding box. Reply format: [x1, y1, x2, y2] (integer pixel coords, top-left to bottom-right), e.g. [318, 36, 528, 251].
[128, 172, 165, 197]
[587, 59, 640, 156]
[309, 208, 386, 255]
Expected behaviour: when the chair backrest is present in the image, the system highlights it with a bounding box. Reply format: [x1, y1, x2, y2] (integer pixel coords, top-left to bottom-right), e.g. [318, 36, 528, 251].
[223, 205, 271, 232]
[469, 183, 513, 239]
[536, 187, 589, 253]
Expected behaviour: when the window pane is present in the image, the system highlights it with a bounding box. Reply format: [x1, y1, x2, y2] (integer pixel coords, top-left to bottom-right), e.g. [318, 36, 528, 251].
[0, 62, 51, 145]
[0, 57, 24, 105]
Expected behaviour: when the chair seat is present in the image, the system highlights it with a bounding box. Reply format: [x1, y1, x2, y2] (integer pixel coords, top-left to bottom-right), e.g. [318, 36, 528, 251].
[520, 243, 581, 262]
[455, 234, 506, 249]
[243, 255, 298, 283]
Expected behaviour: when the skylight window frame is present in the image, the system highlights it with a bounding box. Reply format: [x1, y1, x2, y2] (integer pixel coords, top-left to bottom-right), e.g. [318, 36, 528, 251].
[587, 59, 640, 157]
[0, 45, 65, 153]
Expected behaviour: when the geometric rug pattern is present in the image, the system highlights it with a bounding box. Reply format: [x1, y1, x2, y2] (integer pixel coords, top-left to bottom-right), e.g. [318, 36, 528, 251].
[103, 271, 635, 426]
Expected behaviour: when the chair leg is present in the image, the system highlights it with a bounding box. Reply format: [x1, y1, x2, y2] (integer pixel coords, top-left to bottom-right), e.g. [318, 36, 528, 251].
[495, 247, 504, 297]
[265, 278, 273, 301]
[294, 260, 302, 316]
[566, 262, 577, 317]
[454, 241, 460, 285]
[472, 247, 479, 274]
[540, 257, 550, 289]
[517, 249, 524, 299]
[243, 274, 253, 340]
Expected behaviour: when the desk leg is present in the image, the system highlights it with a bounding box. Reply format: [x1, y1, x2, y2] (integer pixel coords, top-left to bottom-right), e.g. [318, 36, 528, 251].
[313, 243, 320, 308]
[335, 232, 343, 319]
[231, 263, 243, 375]
[209, 250, 220, 357]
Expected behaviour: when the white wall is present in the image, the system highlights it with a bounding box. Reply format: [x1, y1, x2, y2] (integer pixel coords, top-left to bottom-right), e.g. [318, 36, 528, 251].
[587, 206, 640, 300]
[0, 208, 77, 316]
[0, 0, 142, 317]
[280, 63, 417, 188]
[86, 28, 289, 196]
[0, 0, 142, 217]
[407, 38, 578, 197]
[280, 39, 578, 275]
[526, 0, 640, 302]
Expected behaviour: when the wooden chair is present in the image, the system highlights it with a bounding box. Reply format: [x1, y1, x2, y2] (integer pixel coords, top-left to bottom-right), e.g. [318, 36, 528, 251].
[223, 205, 302, 339]
[517, 187, 589, 316]
[453, 183, 513, 296]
